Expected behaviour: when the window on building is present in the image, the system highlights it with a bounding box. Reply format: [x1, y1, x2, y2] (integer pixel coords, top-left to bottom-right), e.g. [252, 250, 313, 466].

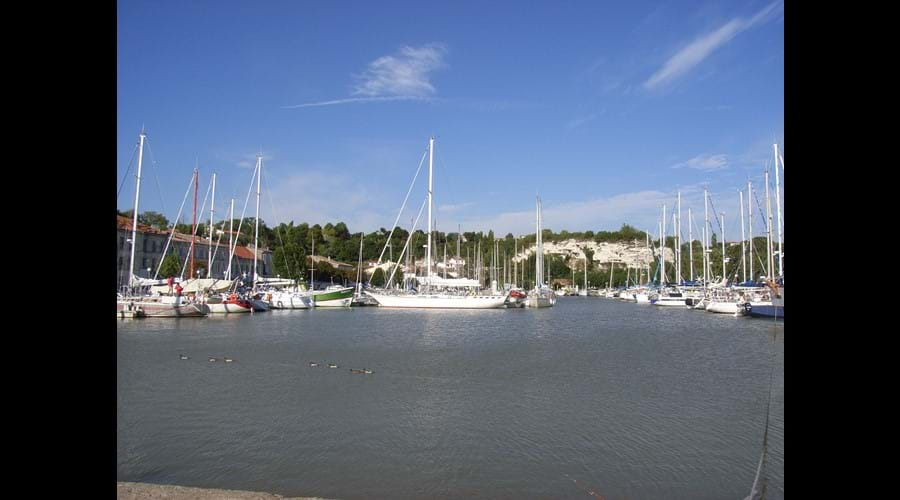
[120, 237, 125, 250]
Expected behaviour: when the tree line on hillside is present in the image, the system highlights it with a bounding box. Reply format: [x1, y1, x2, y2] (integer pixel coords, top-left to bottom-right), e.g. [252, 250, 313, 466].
[119, 210, 781, 287]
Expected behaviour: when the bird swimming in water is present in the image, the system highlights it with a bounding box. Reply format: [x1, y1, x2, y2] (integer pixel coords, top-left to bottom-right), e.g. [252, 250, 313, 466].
[180, 354, 189, 360]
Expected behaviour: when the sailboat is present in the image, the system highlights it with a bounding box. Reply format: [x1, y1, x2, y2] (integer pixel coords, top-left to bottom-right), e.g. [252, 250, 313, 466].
[651, 204, 687, 307]
[525, 196, 556, 308]
[116, 130, 208, 318]
[301, 238, 354, 307]
[747, 144, 784, 319]
[366, 137, 509, 309]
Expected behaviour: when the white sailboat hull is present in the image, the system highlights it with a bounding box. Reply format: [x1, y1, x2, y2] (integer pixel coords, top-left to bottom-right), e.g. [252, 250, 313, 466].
[265, 292, 312, 309]
[206, 302, 252, 314]
[705, 301, 742, 314]
[653, 297, 687, 307]
[367, 293, 508, 309]
[525, 296, 555, 308]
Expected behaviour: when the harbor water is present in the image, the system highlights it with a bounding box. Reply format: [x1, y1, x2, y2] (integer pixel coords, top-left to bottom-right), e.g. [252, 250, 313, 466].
[117, 297, 784, 499]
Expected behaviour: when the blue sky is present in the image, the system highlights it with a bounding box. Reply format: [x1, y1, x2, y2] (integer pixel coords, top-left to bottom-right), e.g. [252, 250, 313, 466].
[117, 0, 784, 239]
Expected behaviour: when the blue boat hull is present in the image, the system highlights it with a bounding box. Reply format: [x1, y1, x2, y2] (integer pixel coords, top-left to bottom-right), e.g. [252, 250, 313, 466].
[748, 304, 784, 319]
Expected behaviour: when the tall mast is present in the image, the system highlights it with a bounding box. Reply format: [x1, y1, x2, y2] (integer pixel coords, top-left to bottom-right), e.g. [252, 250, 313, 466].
[765, 167, 774, 279]
[703, 189, 709, 285]
[657, 220, 662, 286]
[672, 211, 677, 283]
[467, 246, 470, 280]
[410, 219, 414, 284]
[426, 137, 434, 287]
[720, 213, 726, 281]
[357, 234, 364, 295]
[208, 172, 216, 277]
[127, 131, 146, 292]
[253, 153, 261, 290]
[645, 230, 651, 286]
[677, 192, 681, 285]
[740, 191, 746, 283]
[503, 250, 507, 286]
[227, 198, 234, 280]
[190, 166, 198, 280]
[747, 180, 754, 282]
[535, 196, 540, 289]
[476, 240, 480, 283]
[539, 197, 543, 287]
[514, 237, 517, 287]
[688, 208, 694, 282]
[701, 226, 706, 284]
[457, 224, 461, 277]
[774, 143, 784, 277]
[661, 204, 666, 286]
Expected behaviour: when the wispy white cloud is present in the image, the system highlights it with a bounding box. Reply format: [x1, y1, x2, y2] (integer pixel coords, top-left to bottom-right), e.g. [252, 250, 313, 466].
[671, 154, 729, 171]
[282, 96, 430, 109]
[284, 43, 447, 109]
[643, 1, 782, 90]
[353, 43, 447, 97]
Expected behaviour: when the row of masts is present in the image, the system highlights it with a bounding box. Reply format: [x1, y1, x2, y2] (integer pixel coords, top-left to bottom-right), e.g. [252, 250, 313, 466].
[124, 131, 264, 293]
[653, 144, 784, 286]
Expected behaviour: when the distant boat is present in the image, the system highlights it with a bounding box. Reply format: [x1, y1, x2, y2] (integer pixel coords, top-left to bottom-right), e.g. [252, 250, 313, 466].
[651, 288, 687, 307]
[366, 137, 508, 309]
[506, 289, 527, 308]
[263, 289, 312, 309]
[525, 196, 556, 308]
[308, 285, 354, 308]
[747, 283, 783, 319]
[205, 292, 254, 314]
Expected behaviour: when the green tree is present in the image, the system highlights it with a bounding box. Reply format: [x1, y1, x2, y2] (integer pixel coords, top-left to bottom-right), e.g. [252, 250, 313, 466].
[370, 268, 385, 287]
[139, 211, 169, 228]
[159, 252, 182, 278]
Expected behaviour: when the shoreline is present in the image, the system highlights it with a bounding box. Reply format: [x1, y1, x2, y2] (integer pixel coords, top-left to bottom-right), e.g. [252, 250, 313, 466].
[117, 482, 329, 500]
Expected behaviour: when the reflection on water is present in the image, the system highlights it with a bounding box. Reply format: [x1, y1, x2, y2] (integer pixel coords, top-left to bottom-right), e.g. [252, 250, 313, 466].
[118, 298, 784, 499]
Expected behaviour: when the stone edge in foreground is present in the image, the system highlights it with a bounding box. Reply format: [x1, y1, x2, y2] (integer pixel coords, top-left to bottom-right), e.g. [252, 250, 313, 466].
[117, 482, 330, 500]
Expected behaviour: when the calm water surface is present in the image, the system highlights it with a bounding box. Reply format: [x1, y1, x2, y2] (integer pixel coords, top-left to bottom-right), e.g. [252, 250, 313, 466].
[117, 298, 784, 499]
